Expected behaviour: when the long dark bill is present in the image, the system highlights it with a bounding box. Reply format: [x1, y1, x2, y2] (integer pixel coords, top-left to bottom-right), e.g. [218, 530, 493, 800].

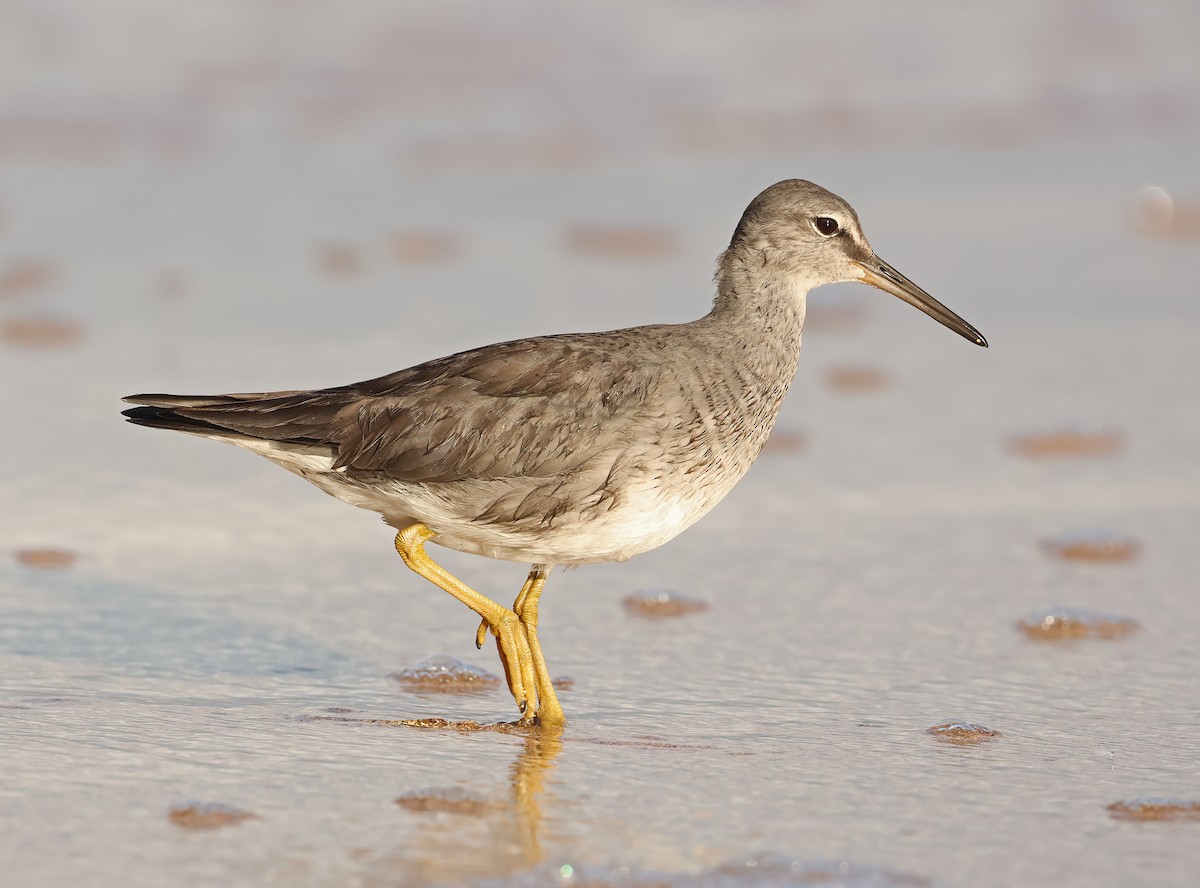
[857, 257, 988, 347]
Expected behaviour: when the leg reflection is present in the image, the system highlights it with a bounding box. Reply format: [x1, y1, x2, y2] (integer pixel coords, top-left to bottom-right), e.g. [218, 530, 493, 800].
[510, 723, 565, 864]
[390, 722, 565, 883]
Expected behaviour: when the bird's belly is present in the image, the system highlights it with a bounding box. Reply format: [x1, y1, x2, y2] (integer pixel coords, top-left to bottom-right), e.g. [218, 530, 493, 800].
[437, 492, 714, 565]
[291, 450, 748, 566]
[371, 475, 726, 566]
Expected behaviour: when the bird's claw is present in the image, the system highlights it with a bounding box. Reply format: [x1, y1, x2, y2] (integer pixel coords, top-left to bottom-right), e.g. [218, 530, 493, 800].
[481, 608, 539, 722]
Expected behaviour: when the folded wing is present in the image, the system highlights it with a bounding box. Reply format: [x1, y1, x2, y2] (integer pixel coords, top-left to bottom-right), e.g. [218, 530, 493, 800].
[123, 331, 666, 484]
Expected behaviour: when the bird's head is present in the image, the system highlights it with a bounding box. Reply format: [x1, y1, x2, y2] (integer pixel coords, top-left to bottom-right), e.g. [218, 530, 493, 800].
[726, 179, 987, 347]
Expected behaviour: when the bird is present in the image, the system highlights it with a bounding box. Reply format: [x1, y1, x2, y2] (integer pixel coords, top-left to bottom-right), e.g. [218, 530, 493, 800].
[122, 179, 987, 727]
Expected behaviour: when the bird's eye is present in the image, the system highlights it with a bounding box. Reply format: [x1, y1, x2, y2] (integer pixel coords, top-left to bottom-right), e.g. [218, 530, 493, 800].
[813, 216, 840, 237]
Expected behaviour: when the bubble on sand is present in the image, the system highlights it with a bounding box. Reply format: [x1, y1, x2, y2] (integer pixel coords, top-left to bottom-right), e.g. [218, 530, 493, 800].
[824, 365, 890, 393]
[926, 721, 1002, 745]
[2, 316, 84, 348]
[621, 590, 710, 618]
[390, 655, 502, 694]
[396, 787, 493, 816]
[475, 852, 939, 887]
[1131, 187, 1200, 240]
[1017, 607, 1140, 641]
[1107, 798, 1200, 822]
[565, 225, 674, 261]
[168, 801, 259, 830]
[1007, 429, 1124, 459]
[1132, 186, 1175, 236]
[1041, 532, 1140, 563]
[15, 548, 77, 568]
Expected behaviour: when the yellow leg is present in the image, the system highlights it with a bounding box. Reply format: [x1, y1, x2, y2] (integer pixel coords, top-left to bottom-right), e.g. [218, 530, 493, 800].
[473, 568, 566, 726]
[514, 568, 565, 727]
[395, 524, 538, 721]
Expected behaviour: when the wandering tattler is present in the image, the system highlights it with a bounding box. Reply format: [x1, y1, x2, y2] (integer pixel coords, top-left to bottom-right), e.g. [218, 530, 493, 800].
[122, 179, 986, 726]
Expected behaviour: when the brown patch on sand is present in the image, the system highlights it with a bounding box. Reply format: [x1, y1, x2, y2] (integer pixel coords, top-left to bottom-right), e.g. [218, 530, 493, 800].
[16, 548, 77, 568]
[395, 788, 493, 816]
[2, 317, 84, 348]
[1041, 533, 1140, 563]
[0, 260, 54, 299]
[316, 243, 362, 275]
[761, 428, 807, 454]
[825, 365, 890, 393]
[1017, 607, 1140, 641]
[391, 232, 458, 264]
[153, 268, 188, 300]
[803, 299, 869, 333]
[168, 802, 259, 830]
[1107, 799, 1200, 822]
[565, 225, 674, 261]
[1007, 430, 1124, 459]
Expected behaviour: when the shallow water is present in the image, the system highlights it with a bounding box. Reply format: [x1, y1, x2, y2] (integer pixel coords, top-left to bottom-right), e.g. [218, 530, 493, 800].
[3, 2, 1200, 887]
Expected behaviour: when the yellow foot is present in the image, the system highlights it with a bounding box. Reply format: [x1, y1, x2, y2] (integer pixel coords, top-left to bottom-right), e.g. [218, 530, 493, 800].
[475, 570, 565, 727]
[514, 568, 566, 728]
[395, 524, 538, 721]
[483, 608, 539, 721]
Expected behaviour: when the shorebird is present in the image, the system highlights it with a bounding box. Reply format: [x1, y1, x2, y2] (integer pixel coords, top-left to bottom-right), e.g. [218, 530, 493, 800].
[123, 179, 986, 726]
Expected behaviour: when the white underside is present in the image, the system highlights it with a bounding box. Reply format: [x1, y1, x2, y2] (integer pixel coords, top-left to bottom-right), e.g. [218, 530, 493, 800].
[226, 437, 723, 567]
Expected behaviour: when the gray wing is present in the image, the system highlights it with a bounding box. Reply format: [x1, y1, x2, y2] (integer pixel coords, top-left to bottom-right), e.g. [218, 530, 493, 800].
[123, 330, 669, 485]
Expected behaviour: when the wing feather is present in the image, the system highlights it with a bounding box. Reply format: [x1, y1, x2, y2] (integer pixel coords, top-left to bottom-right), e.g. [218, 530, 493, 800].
[127, 330, 670, 484]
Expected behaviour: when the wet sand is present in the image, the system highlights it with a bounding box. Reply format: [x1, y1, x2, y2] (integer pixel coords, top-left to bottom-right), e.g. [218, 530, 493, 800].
[3, 2, 1200, 886]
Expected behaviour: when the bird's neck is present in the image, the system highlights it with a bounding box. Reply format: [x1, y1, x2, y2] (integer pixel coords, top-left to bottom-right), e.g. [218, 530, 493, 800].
[662, 252, 809, 485]
[701, 248, 808, 369]
[673, 250, 810, 461]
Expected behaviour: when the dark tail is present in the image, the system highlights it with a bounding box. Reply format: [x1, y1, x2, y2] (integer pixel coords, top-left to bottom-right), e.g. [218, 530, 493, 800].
[121, 404, 255, 439]
[120, 391, 337, 452]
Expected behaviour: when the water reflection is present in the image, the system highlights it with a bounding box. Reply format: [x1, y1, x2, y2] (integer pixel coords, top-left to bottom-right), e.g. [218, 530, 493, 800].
[376, 720, 564, 884]
[509, 726, 564, 867]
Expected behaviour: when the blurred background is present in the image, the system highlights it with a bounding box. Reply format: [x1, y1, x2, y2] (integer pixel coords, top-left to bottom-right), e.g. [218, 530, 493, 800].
[2, 3, 1199, 887]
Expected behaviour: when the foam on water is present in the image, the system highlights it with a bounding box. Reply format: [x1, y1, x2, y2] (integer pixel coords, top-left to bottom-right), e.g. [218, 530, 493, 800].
[621, 590, 710, 618]
[925, 721, 1002, 746]
[390, 655, 504, 694]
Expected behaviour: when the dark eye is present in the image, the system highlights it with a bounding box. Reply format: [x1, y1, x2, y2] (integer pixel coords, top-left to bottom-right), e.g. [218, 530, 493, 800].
[813, 216, 840, 237]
